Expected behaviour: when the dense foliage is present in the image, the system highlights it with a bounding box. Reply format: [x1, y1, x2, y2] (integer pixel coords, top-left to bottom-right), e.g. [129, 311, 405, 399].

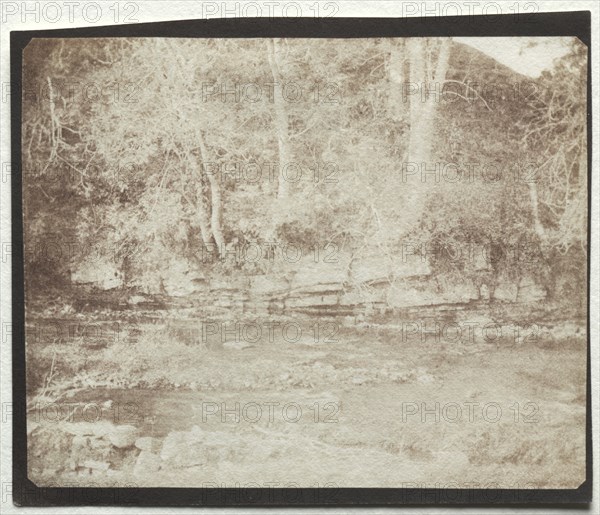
[22, 37, 587, 300]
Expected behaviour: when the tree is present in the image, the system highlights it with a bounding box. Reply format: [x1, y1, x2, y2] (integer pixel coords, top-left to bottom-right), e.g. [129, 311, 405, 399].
[517, 38, 587, 253]
[22, 36, 586, 304]
[267, 38, 293, 200]
[384, 38, 452, 236]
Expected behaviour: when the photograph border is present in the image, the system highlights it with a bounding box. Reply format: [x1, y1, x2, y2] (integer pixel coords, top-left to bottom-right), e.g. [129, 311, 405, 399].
[10, 11, 593, 507]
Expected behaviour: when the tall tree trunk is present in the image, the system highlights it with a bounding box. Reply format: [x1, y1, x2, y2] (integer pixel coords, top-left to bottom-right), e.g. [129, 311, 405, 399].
[407, 38, 450, 164]
[267, 38, 292, 199]
[527, 179, 546, 240]
[167, 40, 224, 256]
[407, 38, 426, 161]
[186, 148, 213, 250]
[388, 39, 406, 121]
[402, 38, 451, 232]
[197, 130, 226, 256]
[197, 186, 213, 250]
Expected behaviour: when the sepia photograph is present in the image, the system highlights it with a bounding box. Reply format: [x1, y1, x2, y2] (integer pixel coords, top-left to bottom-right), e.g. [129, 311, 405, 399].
[11, 13, 590, 506]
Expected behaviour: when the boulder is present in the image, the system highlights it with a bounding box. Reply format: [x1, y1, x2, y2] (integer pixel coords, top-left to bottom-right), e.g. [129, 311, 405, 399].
[160, 428, 209, 468]
[290, 255, 349, 290]
[160, 431, 188, 462]
[387, 285, 439, 308]
[83, 459, 110, 471]
[133, 451, 161, 477]
[494, 282, 519, 302]
[107, 425, 139, 449]
[188, 425, 203, 442]
[135, 436, 161, 453]
[517, 279, 546, 302]
[71, 435, 89, 448]
[350, 255, 390, 284]
[71, 254, 123, 289]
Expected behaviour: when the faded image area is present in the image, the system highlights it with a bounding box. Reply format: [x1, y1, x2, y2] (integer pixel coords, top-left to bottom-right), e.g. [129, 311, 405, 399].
[23, 36, 587, 489]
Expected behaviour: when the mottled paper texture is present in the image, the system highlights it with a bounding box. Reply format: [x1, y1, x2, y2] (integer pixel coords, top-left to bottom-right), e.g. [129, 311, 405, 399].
[19, 34, 588, 491]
